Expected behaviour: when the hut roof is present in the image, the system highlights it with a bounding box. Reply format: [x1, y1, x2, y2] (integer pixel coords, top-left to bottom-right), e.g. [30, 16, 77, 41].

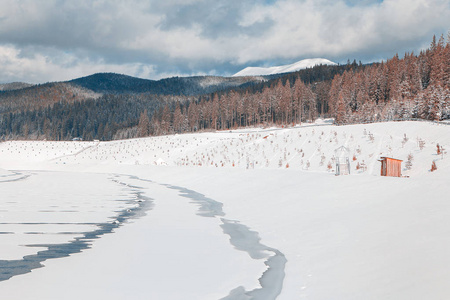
[379, 156, 403, 162]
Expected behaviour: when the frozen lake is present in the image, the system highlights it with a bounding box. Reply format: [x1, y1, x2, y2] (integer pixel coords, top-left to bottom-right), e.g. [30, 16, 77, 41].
[0, 171, 152, 279]
[0, 170, 284, 299]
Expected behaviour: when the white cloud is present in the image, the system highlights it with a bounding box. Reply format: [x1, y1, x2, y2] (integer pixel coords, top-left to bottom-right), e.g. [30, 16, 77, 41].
[0, 45, 158, 83]
[0, 0, 449, 82]
[234, 0, 450, 63]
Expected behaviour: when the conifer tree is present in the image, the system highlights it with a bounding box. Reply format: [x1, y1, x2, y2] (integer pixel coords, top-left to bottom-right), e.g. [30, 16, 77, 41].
[138, 109, 150, 137]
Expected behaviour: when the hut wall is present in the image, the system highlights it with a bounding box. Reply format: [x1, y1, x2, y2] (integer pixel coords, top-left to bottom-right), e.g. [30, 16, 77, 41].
[388, 160, 402, 177]
[381, 158, 402, 177]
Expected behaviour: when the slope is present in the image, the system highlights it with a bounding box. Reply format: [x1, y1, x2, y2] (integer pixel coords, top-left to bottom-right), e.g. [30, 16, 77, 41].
[0, 82, 101, 114]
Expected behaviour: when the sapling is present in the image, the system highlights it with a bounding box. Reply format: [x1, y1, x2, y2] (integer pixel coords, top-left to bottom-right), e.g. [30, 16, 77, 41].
[436, 143, 443, 156]
[405, 153, 413, 170]
[431, 161, 437, 172]
[327, 161, 333, 171]
[401, 134, 409, 148]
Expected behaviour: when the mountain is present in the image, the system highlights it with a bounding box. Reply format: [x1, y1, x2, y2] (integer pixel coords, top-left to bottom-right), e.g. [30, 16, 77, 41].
[233, 58, 337, 77]
[0, 72, 269, 115]
[69, 73, 267, 96]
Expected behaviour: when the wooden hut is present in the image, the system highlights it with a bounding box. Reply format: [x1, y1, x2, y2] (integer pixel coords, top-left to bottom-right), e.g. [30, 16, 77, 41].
[379, 157, 402, 177]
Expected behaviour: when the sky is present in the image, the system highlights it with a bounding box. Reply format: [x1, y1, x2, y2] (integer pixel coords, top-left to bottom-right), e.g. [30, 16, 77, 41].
[0, 0, 449, 84]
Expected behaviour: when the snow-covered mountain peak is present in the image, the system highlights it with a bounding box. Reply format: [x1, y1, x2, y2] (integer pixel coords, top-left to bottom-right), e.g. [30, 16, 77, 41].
[232, 58, 337, 77]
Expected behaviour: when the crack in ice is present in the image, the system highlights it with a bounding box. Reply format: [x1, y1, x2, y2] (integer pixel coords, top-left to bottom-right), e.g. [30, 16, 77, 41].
[166, 185, 286, 300]
[0, 173, 153, 282]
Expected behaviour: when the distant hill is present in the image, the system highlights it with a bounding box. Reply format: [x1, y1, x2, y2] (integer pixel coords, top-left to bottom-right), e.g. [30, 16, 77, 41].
[0, 82, 34, 91]
[233, 58, 337, 77]
[69, 73, 268, 96]
[0, 72, 271, 114]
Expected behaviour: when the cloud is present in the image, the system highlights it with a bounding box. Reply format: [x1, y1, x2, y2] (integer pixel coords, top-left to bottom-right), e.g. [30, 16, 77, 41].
[157, 1, 274, 39]
[236, 0, 450, 63]
[0, 0, 449, 83]
[0, 44, 159, 83]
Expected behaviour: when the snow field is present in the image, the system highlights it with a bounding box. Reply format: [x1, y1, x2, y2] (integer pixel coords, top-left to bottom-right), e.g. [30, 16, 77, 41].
[1, 121, 448, 177]
[123, 165, 450, 300]
[0, 120, 450, 299]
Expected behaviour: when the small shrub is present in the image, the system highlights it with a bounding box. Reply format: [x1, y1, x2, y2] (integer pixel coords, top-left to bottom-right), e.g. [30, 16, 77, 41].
[402, 134, 409, 147]
[418, 139, 425, 150]
[405, 153, 413, 170]
[437, 143, 443, 156]
[431, 161, 437, 172]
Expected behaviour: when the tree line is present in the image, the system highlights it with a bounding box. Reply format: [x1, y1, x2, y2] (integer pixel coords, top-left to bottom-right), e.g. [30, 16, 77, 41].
[0, 93, 185, 141]
[147, 33, 449, 136]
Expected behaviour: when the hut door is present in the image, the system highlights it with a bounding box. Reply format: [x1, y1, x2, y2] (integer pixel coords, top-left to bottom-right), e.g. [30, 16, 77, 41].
[381, 160, 387, 176]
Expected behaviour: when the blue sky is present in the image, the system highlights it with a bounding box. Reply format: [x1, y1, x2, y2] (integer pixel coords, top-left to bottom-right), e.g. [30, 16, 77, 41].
[0, 0, 449, 83]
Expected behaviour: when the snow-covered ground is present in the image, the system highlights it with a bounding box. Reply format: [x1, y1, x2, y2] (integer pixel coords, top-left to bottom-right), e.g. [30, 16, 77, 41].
[0, 120, 450, 299]
[233, 58, 336, 77]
